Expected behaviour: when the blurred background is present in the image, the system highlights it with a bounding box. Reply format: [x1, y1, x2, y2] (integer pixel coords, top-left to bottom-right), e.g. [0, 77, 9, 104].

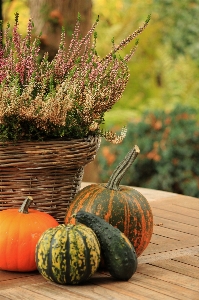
[1, 0, 199, 197]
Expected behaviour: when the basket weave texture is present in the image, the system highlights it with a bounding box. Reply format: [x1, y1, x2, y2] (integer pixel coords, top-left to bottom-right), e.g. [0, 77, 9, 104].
[0, 136, 100, 222]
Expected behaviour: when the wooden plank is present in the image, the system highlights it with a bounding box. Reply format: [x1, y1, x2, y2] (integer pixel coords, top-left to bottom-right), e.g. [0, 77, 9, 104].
[54, 275, 144, 300]
[133, 272, 199, 300]
[139, 246, 199, 264]
[172, 202, 199, 213]
[137, 264, 199, 292]
[151, 194, 199, 206]
[0, 273, 46, 290]
[151, 233, 180, 244]
[153, 216, 199, 236]
[142, 243, 182, 255]
[141, 244, 176, 256]
[172, 255, 199, 268]
[23, 282, 95, 300]
[0, 270, 38, 282]
[164, 196, 199, 208]
[153, 203, 199, 218]
[142, 236, 198, 255]
[38, 279, 141, 300]
[153, 226, 198, 242]
[151, 207, 199, 226]
[0, 286, 54, 300]
[151, 259, 199, 279]
[0, 296, 10, 300]
[0, 272, 182, 300]
[91, 278, 177, 300]
[173, 199, 199, 210]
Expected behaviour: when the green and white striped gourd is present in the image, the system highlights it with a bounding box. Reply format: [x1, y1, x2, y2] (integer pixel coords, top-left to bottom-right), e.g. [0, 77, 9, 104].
[35, 224, 101, 285]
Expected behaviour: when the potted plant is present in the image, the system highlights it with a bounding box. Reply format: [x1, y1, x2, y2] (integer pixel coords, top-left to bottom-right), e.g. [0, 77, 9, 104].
[0, 13, 150, 222]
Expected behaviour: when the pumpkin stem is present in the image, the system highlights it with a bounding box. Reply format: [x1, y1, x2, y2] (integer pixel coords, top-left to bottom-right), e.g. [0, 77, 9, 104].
[18, 196, 33, 214]
[105, 145, 140, 191]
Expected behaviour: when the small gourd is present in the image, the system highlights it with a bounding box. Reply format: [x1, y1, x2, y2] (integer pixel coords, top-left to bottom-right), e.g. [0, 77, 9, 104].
[65, 145, 153, 257]
[75, 210, 138, 280]
[0, 197, 59, 271]
[35, 223, 101, 285]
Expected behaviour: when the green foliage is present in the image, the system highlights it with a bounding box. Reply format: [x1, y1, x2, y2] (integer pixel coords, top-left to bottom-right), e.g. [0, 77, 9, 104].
[93, 0, 199, 129]
[2, 0, 29, 33]
[97, 104, 199, 197]
[154, 0, 199, 65]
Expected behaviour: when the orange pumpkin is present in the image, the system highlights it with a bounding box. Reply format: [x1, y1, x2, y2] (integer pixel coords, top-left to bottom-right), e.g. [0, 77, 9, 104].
[0, 196, 59, 272]
[65, 146, 153, 257]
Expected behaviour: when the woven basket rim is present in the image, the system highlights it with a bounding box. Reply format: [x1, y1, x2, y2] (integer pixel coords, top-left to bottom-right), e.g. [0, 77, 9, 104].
[0, 135, 101, 168]
[0, 135, 100, 145]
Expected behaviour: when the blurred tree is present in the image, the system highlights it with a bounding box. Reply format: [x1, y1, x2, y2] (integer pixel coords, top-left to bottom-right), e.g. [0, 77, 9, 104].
[28, 0, 92, 60]
[92, 0, 199, 128]
[154, 0, 199, 65]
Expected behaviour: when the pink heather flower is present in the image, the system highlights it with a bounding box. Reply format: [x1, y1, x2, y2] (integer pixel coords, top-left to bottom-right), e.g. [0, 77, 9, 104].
[0, 13, 150, 142]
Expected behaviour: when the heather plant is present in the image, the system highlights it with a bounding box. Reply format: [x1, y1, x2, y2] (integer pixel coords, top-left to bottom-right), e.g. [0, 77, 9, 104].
[0, 13, 150, 142]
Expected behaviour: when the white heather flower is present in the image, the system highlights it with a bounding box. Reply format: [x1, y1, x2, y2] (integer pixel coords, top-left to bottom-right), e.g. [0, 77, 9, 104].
[89, 121, 99, 131]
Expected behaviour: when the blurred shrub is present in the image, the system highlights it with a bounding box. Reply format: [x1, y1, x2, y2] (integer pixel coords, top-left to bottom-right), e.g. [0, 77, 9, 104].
[97, 104, 199, 197]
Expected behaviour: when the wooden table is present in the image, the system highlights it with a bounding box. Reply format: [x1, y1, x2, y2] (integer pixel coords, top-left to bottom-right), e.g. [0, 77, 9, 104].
[0, 185, 199, 300]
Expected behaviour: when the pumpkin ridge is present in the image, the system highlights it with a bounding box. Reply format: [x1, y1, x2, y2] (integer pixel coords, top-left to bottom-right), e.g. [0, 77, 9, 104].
[75, 226, 94, 282]
[65, 184, 98, 220]
[133, 199, 146, 253]
[104, 189, 114, 223]
[36, 229, 51, 281]
[67, 226, 78, 283]
[129, 193, 152, 254]
[82, 186, 105, 214]
[13, 213, 23, 271]
[121, 192, 131, 237]
[7, 213, 19, 270]
[50, 225, 69, 284]
[75, 228, 89, 282]
[47, 227, 58, 283]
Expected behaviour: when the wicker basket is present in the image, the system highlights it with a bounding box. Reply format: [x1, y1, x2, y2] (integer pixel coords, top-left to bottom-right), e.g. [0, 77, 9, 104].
[0, 136, 100, 222]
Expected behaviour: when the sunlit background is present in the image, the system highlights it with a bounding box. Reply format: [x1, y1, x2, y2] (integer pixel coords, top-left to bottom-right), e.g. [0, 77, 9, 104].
[1, 0, 199, 197]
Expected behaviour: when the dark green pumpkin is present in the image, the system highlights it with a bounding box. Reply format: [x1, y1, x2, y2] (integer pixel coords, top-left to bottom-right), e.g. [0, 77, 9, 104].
[65, 146, 153, 257]
[35, 224, 100, 285]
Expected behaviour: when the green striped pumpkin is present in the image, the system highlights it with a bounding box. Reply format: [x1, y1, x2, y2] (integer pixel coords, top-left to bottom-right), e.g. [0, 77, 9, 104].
[35, 224, 101, 285]
[65, 146, 153, 257]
